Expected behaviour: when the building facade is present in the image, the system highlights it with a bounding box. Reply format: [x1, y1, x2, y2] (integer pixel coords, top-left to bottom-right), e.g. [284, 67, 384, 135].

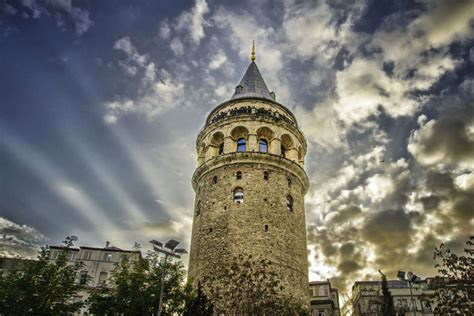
[49, 243, 141, 315]
[352, 279, 437, 316]
[309, 280, 341, 316]
[188, 46, 310, 307]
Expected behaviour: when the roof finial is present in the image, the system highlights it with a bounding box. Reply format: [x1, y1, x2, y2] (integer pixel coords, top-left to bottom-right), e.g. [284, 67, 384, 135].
[251, 40, 256, 61]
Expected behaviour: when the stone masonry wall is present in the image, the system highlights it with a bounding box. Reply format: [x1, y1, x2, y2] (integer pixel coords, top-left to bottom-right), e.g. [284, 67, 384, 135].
[188, 160, 309, 301]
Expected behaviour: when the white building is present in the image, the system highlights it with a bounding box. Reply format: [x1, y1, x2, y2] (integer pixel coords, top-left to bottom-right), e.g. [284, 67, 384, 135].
[352, 278, 436, 316]
[49, 242, 141, 314]
[309, 280, 341, 316]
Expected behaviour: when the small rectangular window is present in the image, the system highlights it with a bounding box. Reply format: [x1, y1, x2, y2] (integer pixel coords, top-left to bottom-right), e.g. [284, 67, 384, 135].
[51, 250, 60, 260]
[104, 253, 112, 261]
[83, 250, 92, 260]
[98, 271, 108, 286]
[79, 272, 88, 285]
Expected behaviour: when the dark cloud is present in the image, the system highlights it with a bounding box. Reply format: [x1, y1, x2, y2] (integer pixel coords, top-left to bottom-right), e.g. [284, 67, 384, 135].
[361, 209, 412, 248]
[0, 217, 47, 259]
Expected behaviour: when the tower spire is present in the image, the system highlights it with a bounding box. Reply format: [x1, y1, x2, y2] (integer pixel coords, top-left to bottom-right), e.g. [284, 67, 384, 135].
[251, 40, 256, 61]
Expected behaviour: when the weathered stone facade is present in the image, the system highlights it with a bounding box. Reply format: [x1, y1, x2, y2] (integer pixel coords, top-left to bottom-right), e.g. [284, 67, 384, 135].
[188, 57, 309, 308]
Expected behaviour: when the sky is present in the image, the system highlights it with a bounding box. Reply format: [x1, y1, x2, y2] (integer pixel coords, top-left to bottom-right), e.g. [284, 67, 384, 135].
[1, 0, 473, 300]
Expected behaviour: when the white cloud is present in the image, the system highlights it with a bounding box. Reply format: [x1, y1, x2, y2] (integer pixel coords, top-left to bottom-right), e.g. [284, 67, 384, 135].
[0, 217, 47, 259]
[170, 37, 184, 56]
[17, 0, 93, 35]
[159, 20, 171, 39]
[175, 0, 209, 45]
[209, 49, 228, 70]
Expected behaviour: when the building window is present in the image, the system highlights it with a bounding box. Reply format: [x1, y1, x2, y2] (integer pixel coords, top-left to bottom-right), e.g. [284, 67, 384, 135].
[69, 252, 76, 261]
[98, 272, 108, 286]
[213, 175, 218, 184]
[104, 253, 112, 261]
[236, 171, 242, 180]
[237, 138, 246, 152]
[79, 271, 88, 285]
[263, 171, 269, 181]
[288, 178, 292, 187]
[83, 250, 92, 260]
[234, 187, 244, 204]
[218, 143, 224, 155]
[264, 224, 268, 232]
[259, 139, 268, 152]
[281, 144, 286, 158]
[287, 195, 293, 212]
[196, 201, 201, 216]
[51, 250, 60, 260]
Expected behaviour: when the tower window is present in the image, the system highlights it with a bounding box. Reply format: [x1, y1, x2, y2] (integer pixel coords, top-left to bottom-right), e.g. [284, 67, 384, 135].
[237, 138, 246, 152]
[259, 139, 268, 153]
[213, 176, 218, 184]
[196, 201, 201, 216]
[288, 178, 292, 187]
[265, 225, 268, 232]
[263, 171, 269, 181]
[234, 187, 244, 204]
[218, 143, 224, 155]
[236, 171, 242, 180]
[281, 144, 287, 158]
[287, 195, 293, 212]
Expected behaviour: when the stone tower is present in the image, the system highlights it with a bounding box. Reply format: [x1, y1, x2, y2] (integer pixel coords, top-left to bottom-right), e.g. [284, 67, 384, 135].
[189, 45, 309, 308]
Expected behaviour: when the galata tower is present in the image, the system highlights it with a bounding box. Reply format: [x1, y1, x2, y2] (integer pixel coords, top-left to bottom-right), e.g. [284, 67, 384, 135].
[188, 43, 309, 309]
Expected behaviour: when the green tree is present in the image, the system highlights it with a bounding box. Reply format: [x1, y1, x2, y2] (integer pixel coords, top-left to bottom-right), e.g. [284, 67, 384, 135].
[87, 250, 188, 315]
[432, 235, 474, 314]
[378, 269, 396, 316]
[0, 236, 86, 315]
[183, 281, 213, 316]
[201, 253, 309, 315]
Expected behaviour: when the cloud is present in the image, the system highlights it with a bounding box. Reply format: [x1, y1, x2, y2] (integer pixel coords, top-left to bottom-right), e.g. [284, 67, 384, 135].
[8, 0, 93, 35]
[159, 19, 171, 39]
[209, 49, 228, 70]
[175, 0, 209, 45]
[0, 217, 47, 259]
[408, 109, 474, 169]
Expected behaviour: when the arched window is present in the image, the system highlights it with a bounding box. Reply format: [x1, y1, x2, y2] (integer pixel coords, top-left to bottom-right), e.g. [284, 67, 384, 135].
[234, 188, 244, 204]
[237, 138, 246, 152]
[213, 176, 218, 184]
[281, 144, 287, 158]
[259, 139, 268, 152]
[218, 143, 224, 155]
[287, 195, 293, 212]
[263, 171, 269, 181]
[236, 171, 242, 180]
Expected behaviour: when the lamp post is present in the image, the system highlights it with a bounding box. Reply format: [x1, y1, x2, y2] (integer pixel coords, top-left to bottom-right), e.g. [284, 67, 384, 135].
[397, 270, 418, 316]
[150, 239, 188, 316]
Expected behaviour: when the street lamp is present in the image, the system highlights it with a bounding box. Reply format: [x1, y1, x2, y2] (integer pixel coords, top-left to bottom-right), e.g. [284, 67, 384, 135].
[150, 239, 188, 316]
[398, 270, 418, 316]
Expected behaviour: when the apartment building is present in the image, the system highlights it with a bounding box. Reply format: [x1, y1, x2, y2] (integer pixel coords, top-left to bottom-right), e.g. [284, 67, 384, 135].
[309, 280, 341, 316]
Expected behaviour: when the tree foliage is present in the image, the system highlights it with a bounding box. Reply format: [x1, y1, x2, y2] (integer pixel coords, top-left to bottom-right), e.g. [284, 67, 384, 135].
[432, 235, 474, 314]
[201, 253, 309, 315]
[0, 236, 85, 315]
[378, 269, 396, 316]
[183, 281, 214, 316]
[87, 250, 189, 315]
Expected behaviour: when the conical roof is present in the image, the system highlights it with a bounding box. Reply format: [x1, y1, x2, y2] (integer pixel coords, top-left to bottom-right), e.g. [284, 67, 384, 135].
[231, 61, 275, 101]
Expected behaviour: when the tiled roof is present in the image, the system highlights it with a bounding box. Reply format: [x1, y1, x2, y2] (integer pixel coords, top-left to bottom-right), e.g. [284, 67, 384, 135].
[231, 61, 275, 101]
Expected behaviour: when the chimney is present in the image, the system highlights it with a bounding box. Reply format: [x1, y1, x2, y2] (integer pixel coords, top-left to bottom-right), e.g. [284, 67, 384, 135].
[105, 241, 110, 248]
